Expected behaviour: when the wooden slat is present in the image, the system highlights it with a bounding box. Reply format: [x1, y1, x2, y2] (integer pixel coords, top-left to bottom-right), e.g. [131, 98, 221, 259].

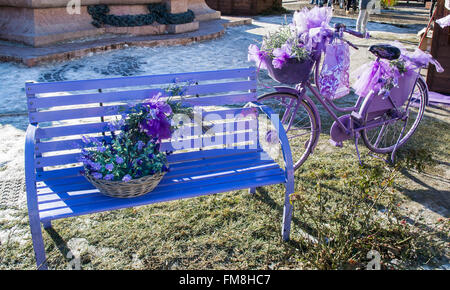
[30, 91, 257, 110]
[35, 148, 263, 182]
[29, 81, 256, 117]
[35, 130, 258, 168]
[29, 88, 164, 109]
[180, 93, 257, 107]
[38, 167, 284, 221]
[29, 81, 256, 123]
[37, 151, 274, 194]
[36, 122, 109, 139]
[35, 118, 254, 154]
[35, 122, 199, 154]
[203, 107, 258, 121]
[26, 68, 256, 94]
[37, 165, 282, 207]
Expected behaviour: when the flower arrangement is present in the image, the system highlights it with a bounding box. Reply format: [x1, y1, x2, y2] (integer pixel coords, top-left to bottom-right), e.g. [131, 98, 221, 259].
[352, 42, 444, 98]
[80, 94, 173, 185]
[248, 7, 333, 70]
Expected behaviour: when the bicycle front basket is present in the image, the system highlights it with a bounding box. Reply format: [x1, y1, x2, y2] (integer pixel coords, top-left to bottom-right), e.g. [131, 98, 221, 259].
[264, 56, 314, 85]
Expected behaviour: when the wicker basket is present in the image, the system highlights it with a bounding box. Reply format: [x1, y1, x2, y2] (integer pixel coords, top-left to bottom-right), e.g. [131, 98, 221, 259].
[264, 55, 314, 85]
[85, 171, 166, 198]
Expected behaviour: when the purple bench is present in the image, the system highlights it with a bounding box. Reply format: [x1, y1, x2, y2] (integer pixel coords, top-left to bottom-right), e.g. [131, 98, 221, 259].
[25, 67, 294, 269]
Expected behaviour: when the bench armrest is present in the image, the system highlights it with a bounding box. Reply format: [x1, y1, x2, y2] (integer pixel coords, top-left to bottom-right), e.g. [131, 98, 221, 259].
[245, 102, 294, 188]
[25, 124, 39, 214]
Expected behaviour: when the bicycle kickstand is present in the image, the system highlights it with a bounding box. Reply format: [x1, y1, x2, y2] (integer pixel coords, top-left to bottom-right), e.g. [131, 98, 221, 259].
[354, 133, 363, 166]
[390, 120, 408, 164]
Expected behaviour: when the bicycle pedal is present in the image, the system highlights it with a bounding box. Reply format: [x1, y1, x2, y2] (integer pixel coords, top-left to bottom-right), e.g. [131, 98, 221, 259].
[329, 139, 343, 148]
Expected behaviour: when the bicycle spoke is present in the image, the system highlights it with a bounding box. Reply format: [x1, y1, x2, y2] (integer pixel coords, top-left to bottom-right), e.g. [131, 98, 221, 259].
[258, 92, 319, 170]
[362, 77, 426, 154]
[374, 124, 387, 147]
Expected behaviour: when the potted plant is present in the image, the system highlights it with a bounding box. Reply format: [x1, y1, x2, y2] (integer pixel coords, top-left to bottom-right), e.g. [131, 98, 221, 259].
[248, 7, 334, 85]
[79, 93, 175, 198]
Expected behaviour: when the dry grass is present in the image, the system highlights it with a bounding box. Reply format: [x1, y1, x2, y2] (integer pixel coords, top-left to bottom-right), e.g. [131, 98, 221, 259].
[0, 104, 448, 270]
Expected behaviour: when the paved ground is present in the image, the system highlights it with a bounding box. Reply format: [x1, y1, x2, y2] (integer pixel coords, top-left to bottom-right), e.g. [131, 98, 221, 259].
[283, 0, 431, 26]
[0, 17, 251, 67]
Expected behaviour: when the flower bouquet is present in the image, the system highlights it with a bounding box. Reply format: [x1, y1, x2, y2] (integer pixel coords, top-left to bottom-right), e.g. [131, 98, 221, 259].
[248, 7, 333, 85]
[79, 94, 174, 198]
[352, 41, 444, 103]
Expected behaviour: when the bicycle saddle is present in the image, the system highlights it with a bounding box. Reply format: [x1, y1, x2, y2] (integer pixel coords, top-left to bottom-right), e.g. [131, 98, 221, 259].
[369, 44, 401, 61]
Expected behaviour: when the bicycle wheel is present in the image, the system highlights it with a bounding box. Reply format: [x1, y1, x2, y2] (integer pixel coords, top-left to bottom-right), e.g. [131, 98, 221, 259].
[258, 92, 320, 170]
[361, 77, 427, 154]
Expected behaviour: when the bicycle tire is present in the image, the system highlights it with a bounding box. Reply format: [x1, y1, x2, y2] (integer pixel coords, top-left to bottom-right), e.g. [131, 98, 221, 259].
[257, 92, 320, 170]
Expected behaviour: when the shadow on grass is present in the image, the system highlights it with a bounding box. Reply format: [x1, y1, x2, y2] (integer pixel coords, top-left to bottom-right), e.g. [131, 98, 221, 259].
[253, 186, 319, 246]
[45, 227, 73, 265]
[397, 170, 450, 218]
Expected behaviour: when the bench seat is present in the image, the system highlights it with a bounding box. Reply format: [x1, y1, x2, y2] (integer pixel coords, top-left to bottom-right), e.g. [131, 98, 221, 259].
[36, 148, 285, 221]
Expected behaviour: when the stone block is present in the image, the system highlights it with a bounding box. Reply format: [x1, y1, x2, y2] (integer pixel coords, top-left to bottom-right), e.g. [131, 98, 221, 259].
[167, 21, 199, 34]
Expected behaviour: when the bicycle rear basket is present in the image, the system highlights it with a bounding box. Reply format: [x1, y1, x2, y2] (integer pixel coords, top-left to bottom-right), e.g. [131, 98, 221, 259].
[264, 55, 314, 85]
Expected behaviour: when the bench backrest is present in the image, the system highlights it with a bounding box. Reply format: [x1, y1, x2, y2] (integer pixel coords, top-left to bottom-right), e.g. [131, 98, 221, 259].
[26, 68, 260, 172]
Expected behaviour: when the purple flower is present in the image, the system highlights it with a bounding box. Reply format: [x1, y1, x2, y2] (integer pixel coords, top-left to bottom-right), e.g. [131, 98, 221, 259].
[272, 57, 286, 69]
[137, 141, 145, 151]
[105, 163, 114, 171]
[92, 172, 103, 179]
[272, 43, 293, 69]
[104, 174, 114, 181]
[122, 174, 132, 182]
[143, 94, 173, 116]
[139, 117, 172, 141]
[88, 161, 102, 171]
[116, 156, 124, 164]
[248, 44, 268, 69]
[293, 6, 332, 34]
[81, 136, 91, 144]
[96, 145, 106, 153]
[108, 118, 125, 132]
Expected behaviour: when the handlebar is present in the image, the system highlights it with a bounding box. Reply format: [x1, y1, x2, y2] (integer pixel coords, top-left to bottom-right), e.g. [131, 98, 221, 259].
[334, 23, 370, 39]
[332, 23, 370, 50]
[344, 28, 366, 38]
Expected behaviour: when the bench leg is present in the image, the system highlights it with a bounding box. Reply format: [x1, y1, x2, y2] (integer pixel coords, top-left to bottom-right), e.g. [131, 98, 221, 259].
[43, 221, 52, 229]
[248, 187, 256, 194]
[282, 188, 294, 241]
[29, 216, 48, 270]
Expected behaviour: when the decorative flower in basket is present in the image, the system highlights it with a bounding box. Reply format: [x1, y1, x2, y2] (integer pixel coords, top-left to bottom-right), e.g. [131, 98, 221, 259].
[248, 7, 334, 85]
[79, 93, 176, 198]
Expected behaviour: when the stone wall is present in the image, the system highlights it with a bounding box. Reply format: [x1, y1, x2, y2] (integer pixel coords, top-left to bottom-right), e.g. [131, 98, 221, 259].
[205, 0, 281, 15]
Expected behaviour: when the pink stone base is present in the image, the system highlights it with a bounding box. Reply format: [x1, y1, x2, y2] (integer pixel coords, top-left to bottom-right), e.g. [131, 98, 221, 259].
[0, 2, 218, 47]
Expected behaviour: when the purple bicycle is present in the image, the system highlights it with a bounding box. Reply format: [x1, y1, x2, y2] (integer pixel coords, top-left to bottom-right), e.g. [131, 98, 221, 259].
[251, 13, 443, 170]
